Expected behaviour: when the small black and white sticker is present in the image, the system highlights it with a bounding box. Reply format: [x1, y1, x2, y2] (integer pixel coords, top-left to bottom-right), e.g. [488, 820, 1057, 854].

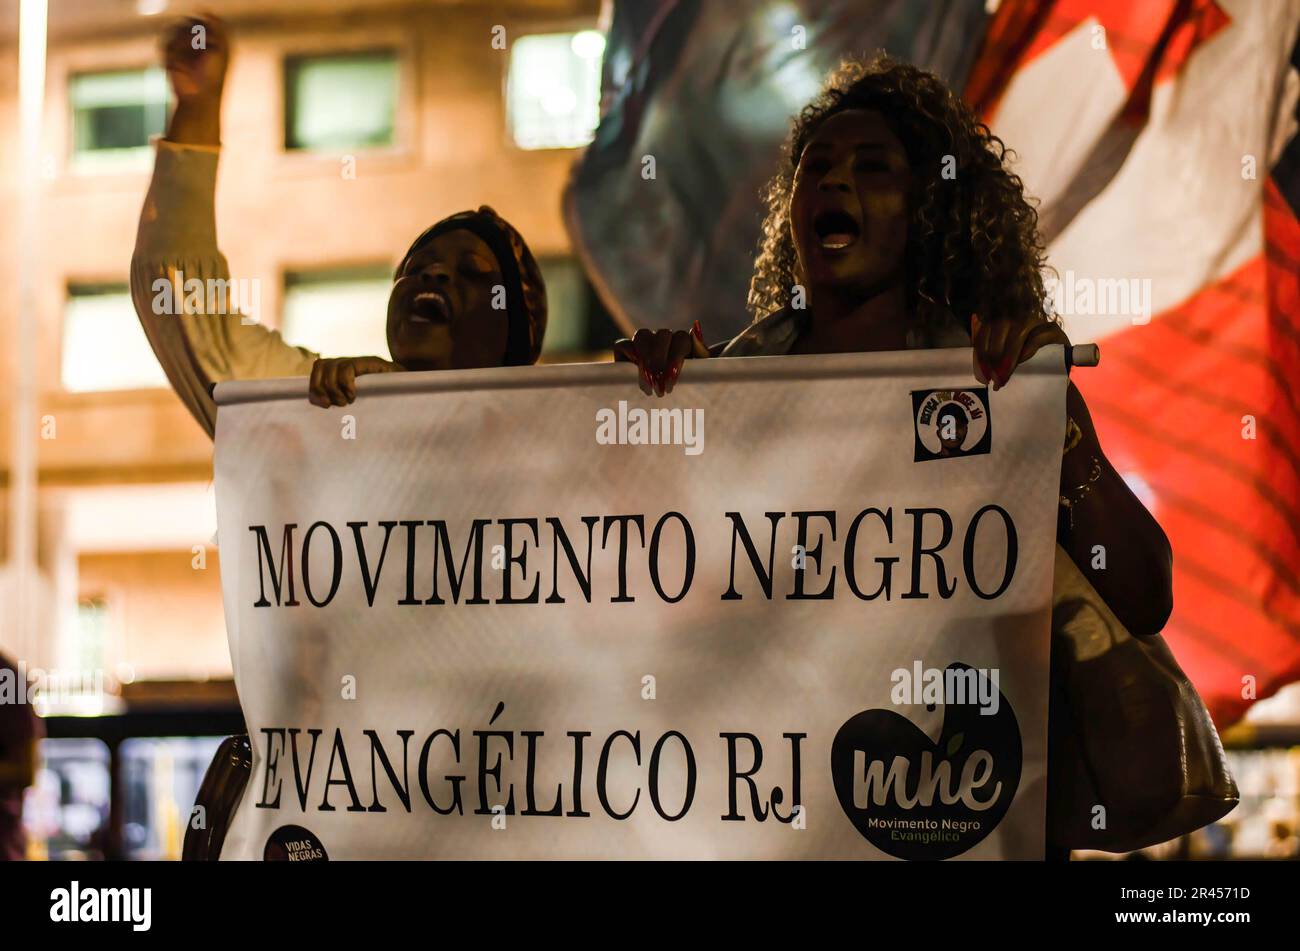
[264, 825, 329, 862]
[911, 388, 991, 462]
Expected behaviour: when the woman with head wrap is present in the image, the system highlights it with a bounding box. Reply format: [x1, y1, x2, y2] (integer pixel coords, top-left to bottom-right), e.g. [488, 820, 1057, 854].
[130, 15, 547, 435]
[308, 204, 548, 407]
[131, 15, 546, 859]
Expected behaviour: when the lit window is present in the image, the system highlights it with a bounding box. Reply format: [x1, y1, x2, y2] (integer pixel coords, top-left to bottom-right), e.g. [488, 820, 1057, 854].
[61, 284, 168, 392]
[285, 51, 398, 151]
[507, 31, 604, 150]
[69, 68, 168, 170]
[282, 266, 393, 358]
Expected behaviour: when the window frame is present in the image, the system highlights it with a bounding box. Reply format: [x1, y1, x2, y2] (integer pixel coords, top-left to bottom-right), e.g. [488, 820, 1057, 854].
[279, 261, 396, 359]
[58, 280, 170, 396]
[274, 32, 417, 175]
[64, 63, 171, 177]
[502, 20, 605, 154]
[282, 47, 402, 155]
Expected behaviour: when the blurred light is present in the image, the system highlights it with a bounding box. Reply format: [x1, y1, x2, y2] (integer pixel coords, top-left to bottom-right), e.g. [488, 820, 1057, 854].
[541, 86, 578, 116]
[61, 483, 217, 553]
[19, 0, 46, 167]
[1121, 471, 1156, 510]
[764, 2, 801, 34]
[137, 0, 168, 15]
[507, 32, 602, 149]
[116, 663, 137, 685]
[570, 30, 606, 60]
[61, 286, 169, 391]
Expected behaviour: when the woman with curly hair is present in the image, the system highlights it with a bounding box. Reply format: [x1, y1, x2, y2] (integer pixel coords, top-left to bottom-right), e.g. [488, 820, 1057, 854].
[618, 57, 1200, 856]
[740, 56, 1053, 371]
[621, 54, 1172, 643]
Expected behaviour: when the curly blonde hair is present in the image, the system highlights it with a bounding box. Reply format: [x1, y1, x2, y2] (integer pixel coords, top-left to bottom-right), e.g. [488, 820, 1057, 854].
[747, 55, 1053, 337]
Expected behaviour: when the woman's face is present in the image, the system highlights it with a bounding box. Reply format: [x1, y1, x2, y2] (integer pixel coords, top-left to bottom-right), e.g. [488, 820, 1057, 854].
[386, 229, 510, 371]
[789, 108, 912, 303]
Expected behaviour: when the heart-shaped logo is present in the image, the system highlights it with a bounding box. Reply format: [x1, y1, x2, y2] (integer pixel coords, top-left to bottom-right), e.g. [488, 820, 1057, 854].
[830, 663, 1021, 859]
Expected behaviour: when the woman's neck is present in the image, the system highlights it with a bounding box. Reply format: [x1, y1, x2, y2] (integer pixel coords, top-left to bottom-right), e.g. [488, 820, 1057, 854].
[794, 282, 910, 354]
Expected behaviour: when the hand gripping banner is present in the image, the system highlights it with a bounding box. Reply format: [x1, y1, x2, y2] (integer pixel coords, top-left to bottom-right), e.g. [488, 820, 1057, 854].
[213, 348, 1067, 859]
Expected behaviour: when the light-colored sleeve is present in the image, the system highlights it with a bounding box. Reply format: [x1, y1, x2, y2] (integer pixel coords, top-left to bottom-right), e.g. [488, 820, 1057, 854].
[130, 139, 319, 440]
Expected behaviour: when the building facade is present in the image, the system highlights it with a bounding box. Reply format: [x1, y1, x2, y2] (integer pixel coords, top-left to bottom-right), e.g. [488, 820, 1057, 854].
[0, 0, 608, 694]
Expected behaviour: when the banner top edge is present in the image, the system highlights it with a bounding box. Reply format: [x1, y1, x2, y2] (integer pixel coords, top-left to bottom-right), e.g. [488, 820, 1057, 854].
[213, 346, 1067, 407]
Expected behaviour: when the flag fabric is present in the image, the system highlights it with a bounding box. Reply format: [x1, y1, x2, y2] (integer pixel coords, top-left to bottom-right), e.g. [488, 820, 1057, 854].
[564, 0, 992, 341]
[965, 0, 1300, 727]
[212, 351, 1067, 859]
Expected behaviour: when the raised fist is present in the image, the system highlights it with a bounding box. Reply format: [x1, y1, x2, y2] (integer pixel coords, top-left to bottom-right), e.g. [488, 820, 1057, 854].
[163, 14, 229, 103]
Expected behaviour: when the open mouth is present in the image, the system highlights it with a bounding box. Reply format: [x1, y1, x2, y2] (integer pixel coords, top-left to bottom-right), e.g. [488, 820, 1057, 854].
[813, 209, 861, 251]
[407, 290, 451, 325]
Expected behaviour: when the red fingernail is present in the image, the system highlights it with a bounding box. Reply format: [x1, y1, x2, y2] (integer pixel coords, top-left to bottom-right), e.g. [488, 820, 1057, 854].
[691, 320, 704, 344]
[667, 365, 680, 392]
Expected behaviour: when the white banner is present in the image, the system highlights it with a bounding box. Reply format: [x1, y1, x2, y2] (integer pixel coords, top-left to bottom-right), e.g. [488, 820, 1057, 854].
[213, 348, 1067, 860]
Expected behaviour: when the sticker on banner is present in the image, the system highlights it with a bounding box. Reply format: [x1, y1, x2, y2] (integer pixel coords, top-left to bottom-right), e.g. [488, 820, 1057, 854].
[264, 824, 329, 862]
[911, 388, 991, 461]
[830, 662, 1021, 860]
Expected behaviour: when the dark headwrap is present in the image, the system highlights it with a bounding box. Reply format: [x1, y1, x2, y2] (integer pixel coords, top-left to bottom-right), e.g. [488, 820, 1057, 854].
[396, 206, 548, 365]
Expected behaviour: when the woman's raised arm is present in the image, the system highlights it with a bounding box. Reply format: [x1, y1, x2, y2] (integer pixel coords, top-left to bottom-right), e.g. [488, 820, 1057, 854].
[129, 15, 318, 439]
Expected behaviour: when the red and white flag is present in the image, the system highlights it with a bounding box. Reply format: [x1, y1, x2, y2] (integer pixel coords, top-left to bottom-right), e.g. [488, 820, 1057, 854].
[966, 0, 1300, 726]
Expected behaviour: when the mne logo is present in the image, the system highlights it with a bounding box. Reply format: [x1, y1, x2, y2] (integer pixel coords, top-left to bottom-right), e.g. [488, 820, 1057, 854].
[830, 663, 1022, 859]
[911, 388, 991, 461]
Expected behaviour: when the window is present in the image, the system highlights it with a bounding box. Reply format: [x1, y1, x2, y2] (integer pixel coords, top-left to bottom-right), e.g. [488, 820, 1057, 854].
[538, 257, 591, 354]
[69, 68, 168, 170]
[284, 51, 398, 151]
[61, 284, 168, 392]
[282, 266, 393, 358]
[537, 256, 620, 358]
[282, 261, 617, 363]
[507, 31, 604, 150]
